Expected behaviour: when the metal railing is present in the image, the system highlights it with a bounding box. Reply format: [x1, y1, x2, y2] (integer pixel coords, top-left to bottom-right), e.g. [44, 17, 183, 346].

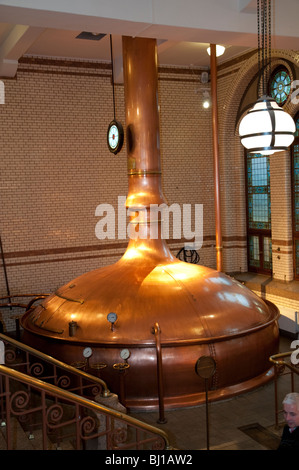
[0, 332, 110, 399]
[269, 350, 299, 427]
[0, 364, 171, 450]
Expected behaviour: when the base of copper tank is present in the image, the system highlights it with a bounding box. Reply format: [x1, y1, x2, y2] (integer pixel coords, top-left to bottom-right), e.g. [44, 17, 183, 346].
[20, 328, 278, 411]
[124, 368, 275, 411]
[21, 295, 280, 412]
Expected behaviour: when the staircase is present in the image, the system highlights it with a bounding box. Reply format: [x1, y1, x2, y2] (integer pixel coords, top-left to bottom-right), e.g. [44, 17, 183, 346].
[0, 333, 172, 451]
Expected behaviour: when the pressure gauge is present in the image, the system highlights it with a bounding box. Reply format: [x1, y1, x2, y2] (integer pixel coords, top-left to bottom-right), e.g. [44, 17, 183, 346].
[107, 312, 118, 331]
[83, 347, 93, 359]
[107, 312, 117, 323]
[120, 348, 130, 361]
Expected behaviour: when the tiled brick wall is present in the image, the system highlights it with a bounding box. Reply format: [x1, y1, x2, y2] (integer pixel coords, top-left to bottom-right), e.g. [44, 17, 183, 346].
[0, 50, 299, 331]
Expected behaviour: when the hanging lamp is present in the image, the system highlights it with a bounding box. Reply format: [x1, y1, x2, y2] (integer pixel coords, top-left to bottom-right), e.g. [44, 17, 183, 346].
[239, 0, 295, 155]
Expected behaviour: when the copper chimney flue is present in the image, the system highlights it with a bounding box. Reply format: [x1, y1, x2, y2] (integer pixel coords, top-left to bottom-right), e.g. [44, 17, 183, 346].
[21, 37, 280, 411]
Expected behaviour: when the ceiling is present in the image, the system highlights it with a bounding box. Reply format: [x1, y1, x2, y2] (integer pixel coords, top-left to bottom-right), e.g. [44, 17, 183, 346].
[0, 0, 298, 78]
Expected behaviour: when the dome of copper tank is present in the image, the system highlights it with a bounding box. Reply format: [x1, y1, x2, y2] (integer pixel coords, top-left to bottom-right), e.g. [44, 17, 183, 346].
[21, 37, 280, 411]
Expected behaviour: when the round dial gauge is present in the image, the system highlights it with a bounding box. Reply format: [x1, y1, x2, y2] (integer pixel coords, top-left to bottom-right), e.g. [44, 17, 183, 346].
[120, 348, 130, 360]
[107, 120, 124, 154]
[107, 312, 117, 323]
[83, 347, 93, 358]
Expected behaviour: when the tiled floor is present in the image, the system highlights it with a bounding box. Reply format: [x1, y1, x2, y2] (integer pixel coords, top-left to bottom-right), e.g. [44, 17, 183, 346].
[130, 335, 299, 450]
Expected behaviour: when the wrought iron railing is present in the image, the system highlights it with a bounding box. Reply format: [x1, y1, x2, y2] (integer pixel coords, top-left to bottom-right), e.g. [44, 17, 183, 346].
[0, 364, 171, 450]
[0, 296, 172, 449]
[0, 332, 110, 400]
[269, 350, 299, 427]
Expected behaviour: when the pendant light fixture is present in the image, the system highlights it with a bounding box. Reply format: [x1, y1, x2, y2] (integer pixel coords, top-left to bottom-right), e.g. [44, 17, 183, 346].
[239, 0, 295, 155]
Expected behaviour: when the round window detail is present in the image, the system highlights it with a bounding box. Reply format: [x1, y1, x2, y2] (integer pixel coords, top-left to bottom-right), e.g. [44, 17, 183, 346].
[269, 67, 291, 106]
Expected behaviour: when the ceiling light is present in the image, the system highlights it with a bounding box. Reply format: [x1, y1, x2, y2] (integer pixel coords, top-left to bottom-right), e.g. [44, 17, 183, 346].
[202, 90, 210, 109]
[207, 45, 225, 57]
[239, 0, 295, 155]
[76, 32, 106, 41]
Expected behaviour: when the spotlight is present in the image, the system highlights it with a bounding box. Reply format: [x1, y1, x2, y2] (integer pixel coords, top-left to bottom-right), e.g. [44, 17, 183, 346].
[207, 45, 225, 57]
[202, 90, 210, 109]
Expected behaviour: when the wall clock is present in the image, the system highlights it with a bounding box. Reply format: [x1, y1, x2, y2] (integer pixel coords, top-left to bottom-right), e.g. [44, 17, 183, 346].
[107, 119, 124, 154]
[107, 35, 124, 155]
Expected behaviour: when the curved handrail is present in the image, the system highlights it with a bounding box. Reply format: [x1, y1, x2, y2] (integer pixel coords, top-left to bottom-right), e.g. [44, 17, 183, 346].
[269, 351, 299, 375]
[269, 350, 299, 427]
[0, 332, 111, 397]
[0, 294, 49, 309]
[0, 364, 172, 450]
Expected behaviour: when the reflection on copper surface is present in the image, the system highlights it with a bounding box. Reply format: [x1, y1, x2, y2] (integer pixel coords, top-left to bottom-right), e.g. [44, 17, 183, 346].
[21, 37, 279, 410]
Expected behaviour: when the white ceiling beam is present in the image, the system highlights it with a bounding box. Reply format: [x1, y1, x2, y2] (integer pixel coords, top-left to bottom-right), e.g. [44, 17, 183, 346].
[238, 0, 256, 14]
[0, 24, 44, 77]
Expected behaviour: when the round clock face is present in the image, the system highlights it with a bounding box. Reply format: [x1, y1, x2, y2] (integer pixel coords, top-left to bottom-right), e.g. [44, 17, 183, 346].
[83, 347, 93, 358]
[107, 120, 124, 154]
[120, 348, 130, 360]
[107, 312, 117, 324]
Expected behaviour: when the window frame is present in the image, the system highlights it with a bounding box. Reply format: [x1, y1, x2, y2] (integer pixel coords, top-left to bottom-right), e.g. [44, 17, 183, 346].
[268, 65, 292, 107]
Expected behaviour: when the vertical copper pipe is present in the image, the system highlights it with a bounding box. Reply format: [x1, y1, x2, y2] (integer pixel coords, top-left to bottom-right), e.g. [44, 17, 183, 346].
[152, 323, 167, 424]
[210, 44, 223, 272]
[274, 365, 278, 428]
[5, 376, 11, 450]
[204, 378, 210, 450]
[122, 36, 173, 261]
[122, 36, 166, 209]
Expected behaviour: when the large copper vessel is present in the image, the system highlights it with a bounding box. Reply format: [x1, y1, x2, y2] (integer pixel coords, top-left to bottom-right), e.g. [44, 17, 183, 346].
[21, 37, 280, 410]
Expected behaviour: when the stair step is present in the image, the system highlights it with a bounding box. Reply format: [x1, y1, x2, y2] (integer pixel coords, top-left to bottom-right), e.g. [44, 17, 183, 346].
[0, 419, 35, 450]
[0, 418, 75, 450]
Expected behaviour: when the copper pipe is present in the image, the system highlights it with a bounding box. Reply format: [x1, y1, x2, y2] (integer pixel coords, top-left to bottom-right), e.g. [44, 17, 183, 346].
[122, 36, 166, 210]
[152, 323, 167, 424]
[122, 36, 173, 262]
[210, 44, 223, 272]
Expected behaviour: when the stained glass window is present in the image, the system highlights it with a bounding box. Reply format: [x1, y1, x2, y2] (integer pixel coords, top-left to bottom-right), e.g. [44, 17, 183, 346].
[246, 152, 272, 273]
[247, 154, 271, 230]
[269, 67, 291, 106]
[248, 235, 272, 271]
[263, 237, 272, 271]
[249, 235, 260, 268]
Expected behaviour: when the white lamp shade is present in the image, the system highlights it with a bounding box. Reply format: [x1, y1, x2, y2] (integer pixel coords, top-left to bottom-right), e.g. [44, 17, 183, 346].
[239, 96, 295, 154]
